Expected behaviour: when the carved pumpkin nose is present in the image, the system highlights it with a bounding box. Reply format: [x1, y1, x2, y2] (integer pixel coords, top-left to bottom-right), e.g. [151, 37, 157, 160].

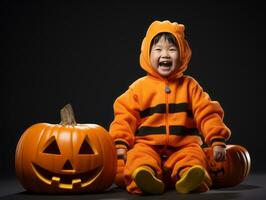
[62, 160, 73, 170]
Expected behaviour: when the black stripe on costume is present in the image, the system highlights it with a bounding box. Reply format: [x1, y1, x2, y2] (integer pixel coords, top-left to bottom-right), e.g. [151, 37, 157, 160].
[114, 140, 129, 149]
[136, 125, 200, 136]
[169, 126, 200, 136]
[140, 103, 193, 118]
[211, 138, 226, 145]
[140, 104, 166, 118]
[169, 103, 186, 113]
[136, 126, 166, 136]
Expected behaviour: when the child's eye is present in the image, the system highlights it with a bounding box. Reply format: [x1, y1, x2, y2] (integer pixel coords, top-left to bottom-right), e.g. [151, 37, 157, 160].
[169, 48, 177, 51]
[155, 48, 161, 51]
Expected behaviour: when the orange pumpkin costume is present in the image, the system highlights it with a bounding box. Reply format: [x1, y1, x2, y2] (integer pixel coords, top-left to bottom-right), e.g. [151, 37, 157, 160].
[109, 20, 231, 194]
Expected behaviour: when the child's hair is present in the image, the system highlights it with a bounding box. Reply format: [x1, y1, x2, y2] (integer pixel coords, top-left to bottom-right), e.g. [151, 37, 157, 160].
[150, 32, 178, 51]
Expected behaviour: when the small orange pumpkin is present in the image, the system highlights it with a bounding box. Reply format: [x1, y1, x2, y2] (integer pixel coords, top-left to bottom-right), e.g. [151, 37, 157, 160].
[15, 104, 117, 193]
[204, 145, 251, 188]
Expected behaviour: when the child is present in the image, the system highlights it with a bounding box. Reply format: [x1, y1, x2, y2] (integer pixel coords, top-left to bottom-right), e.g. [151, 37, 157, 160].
[109, 20, 231, 194]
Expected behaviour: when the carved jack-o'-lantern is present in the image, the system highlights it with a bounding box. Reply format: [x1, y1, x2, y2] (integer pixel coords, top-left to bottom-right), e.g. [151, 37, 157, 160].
[204, 145, 251, 188]
[15, 104, 117, 193]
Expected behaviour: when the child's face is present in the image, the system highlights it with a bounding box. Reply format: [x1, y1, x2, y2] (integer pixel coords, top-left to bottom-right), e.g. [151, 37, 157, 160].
[150, 37, 179, 77]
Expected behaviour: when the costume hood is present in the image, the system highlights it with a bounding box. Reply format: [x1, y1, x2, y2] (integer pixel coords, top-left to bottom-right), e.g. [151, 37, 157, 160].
[139, 20, 192, 80]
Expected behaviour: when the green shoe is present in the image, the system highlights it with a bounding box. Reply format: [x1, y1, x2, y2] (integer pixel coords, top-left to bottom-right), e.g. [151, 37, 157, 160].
[175, 165, 205, 194]
[132, 166, 164, 194]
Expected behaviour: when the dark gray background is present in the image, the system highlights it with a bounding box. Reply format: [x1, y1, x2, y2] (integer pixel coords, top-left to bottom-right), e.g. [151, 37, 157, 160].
[1, 1, 265, 180]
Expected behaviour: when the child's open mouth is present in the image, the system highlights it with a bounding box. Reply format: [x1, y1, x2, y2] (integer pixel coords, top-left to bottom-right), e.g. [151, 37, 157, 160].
[159, 61, 172, 71]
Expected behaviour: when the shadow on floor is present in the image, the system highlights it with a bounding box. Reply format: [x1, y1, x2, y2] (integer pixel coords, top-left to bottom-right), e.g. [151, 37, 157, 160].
[215, 184, 261, 191]
[0, 184, 261, 200]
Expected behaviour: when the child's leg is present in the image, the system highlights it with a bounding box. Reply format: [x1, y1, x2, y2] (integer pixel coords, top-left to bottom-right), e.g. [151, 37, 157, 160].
[164, 143, 212, 193]
[124, 143, 163, 194]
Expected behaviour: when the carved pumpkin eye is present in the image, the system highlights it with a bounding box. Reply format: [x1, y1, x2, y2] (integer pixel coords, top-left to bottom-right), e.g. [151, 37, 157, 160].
[79, 137, 94, 154]
[43, 137, 61, 154]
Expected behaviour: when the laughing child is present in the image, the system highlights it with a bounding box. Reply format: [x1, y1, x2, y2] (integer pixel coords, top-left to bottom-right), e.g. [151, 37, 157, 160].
[109, 20, 231, 194]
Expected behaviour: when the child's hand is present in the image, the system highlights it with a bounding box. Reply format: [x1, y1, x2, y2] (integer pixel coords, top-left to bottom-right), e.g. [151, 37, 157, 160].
[213, 146, 226, 162]
[117, 148, 127, 160]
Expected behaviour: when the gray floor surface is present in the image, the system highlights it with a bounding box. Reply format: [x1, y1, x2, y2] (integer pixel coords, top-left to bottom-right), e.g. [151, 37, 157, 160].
[0, 173, 265, 200]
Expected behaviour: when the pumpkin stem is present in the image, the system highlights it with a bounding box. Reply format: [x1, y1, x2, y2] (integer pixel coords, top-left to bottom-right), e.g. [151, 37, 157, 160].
[60, 104, 77, 126]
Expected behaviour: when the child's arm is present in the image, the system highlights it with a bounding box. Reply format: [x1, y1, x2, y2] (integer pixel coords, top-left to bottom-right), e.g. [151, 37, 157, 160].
[109, 87, 140, 155]
[189, 78, 231, 160]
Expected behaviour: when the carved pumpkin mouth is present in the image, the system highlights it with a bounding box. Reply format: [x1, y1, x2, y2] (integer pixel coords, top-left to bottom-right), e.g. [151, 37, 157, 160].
[32, 163, 103, 189]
